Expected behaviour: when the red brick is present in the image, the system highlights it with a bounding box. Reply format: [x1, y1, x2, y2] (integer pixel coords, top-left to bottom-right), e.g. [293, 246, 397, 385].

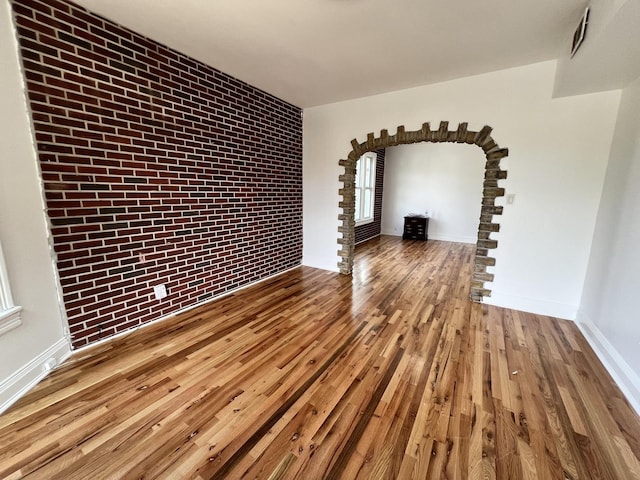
[15, 0, 302, 349]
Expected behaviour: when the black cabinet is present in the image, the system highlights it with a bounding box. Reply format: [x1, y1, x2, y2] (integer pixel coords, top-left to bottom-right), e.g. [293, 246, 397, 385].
[403, 215, 429, 241]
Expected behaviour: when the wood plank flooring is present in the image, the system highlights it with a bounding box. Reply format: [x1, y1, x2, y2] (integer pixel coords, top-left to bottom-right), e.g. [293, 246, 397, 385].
[0, 236, 639, 479]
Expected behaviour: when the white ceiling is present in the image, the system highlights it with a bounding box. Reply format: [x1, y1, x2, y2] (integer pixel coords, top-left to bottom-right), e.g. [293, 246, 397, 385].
[74, 0, 589, 107]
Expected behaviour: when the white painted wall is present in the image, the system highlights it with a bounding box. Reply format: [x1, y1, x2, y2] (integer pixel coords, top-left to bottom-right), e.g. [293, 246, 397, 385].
[577, 75, 640, 414]
[303, 61, 620, 319]
[381, 143, 484, 243]
[0, 0, 70, 413]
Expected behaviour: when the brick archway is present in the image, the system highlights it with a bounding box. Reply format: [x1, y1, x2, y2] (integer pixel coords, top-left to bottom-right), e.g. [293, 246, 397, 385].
[338, 121, 508, 302]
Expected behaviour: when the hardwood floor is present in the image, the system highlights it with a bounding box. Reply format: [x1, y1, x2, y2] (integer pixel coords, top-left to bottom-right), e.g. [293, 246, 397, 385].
[1, 236, 639, 479]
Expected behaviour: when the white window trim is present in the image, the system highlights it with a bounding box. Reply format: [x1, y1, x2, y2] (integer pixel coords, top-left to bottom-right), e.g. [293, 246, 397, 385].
[0, 241, 22, 336]
[355, 218, 375, 227]
[355, 152, 376, 226]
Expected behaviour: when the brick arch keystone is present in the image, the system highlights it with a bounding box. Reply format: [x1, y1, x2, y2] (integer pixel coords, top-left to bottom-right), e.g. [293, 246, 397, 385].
[337, 121, 508, 302]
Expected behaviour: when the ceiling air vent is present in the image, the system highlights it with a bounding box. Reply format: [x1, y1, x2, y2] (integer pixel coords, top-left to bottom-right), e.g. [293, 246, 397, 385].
[571, 6, 590, 57]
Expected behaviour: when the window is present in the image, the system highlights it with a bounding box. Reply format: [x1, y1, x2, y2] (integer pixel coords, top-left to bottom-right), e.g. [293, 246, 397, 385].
[0, 241, 22, 336]
[355, 152, 376, 225]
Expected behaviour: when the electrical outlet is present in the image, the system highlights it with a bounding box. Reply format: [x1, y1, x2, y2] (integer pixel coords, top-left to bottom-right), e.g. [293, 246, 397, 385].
[154, 284, 168, 300]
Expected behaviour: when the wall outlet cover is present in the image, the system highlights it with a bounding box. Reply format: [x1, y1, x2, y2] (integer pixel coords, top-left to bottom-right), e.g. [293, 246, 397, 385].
[154, 284, 168, 300]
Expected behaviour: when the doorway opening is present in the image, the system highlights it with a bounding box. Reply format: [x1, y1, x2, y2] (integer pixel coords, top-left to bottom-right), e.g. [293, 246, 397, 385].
[338, 121, 508, 302]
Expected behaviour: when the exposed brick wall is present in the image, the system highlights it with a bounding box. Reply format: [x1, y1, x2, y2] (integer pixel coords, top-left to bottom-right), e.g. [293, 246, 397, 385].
[354, 148, 385, 244]
[12, 0, 303, 348]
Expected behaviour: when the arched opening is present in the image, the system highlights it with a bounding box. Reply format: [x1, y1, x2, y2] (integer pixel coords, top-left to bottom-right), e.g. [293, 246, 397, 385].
[338, 121, 508, 302]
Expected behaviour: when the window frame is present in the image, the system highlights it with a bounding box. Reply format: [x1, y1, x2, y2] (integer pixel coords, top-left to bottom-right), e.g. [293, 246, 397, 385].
[0, 241, 22, 336]
[354, 152, 377, 226]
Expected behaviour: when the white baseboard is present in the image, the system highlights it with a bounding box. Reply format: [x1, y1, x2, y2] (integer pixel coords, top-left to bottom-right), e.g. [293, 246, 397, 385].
[0, 337, 71, 414]
[74, 264, 304, 354]
[380, 231, 476, 244]
[484, 292, 577, 320]
[575, 310, 640, 416]
[1, 266, 304, 413]
[428, 233, 476, 244]
[355, 233, 381, 245]
[302, 259, 340, 273]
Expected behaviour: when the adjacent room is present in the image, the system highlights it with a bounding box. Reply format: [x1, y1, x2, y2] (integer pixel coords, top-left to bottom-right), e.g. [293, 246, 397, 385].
[1, 0, 639, 478]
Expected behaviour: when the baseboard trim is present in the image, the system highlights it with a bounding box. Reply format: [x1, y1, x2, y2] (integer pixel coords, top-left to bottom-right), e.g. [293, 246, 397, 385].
[74, 264, 303, 355]
[484, 292, 577, 320]
[575, 310, 640, 416]
[1, 266, 304, 413]
[428, 233, 476, 244]
[380, 231, 476, 244]
[355, 233, 381, 245]
[0, 337, 71, 414]
[301, 257, 339, 273]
